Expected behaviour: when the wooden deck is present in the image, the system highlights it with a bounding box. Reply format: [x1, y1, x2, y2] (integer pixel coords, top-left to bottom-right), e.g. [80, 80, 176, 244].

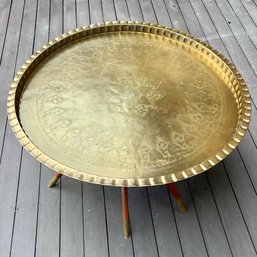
[1, 0, 257, 256]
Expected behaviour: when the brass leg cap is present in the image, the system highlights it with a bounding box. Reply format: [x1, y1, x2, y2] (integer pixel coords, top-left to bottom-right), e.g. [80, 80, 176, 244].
[176, 198, 187, 213]
[48, 176, 59, 188]
[123, 220, 130, 239]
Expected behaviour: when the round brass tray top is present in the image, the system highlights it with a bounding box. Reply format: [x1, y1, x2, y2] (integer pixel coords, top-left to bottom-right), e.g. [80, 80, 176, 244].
[7, 21, 251, 187]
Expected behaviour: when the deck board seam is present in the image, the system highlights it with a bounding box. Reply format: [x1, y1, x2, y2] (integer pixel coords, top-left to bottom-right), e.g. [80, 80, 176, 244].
[167, 188, 185, 257]
[102, 187, 111, 257]
[222, 162, 257, 254]
[146, 188, 160, 257]
[34, 166, 42, 257]
[9, 148, 24, 257]
[135, 0, 144, 22]
[0, 119, 8, 166]
[162, 0, 174, 27]
[187, 181, 211, 257]
[3, 1, 27, 255]
[213, 0, 257, 80]
[201, 0, 257, 98]
[205, 173, 235, 257]
[237, 147, 257, 195]
[124, 0, 131, 20]
[88, 0, 91, 24]
[238, 0, 257, 26]
[81, 182, 85, 257]
[59, 179, 62, 257]
[0, 0, 14, 66]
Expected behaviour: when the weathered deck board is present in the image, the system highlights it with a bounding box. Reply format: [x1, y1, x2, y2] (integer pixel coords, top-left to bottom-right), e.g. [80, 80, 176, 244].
[208, 164, 257, 257]
[1, 0, 257, 257]
[148, 186, 183, 257]
[105, 187, 134, 257]
[35, 1, 61, 257]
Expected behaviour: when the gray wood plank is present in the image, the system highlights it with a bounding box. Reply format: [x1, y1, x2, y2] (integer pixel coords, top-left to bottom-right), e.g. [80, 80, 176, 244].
[189, 0, 220, 40]
[10, 151, 40, 257]
[7, 0, 40, 256]
[216, 0, 246, 36]
[64, 0, 77, 30]
[0, 0, 13, 62]
[33, 0, 50, 50]
[214, 0, 257, 72]
[137, 0, 157, 23]
[128, 188, 159, 257]
[150, 0, 171, 26]
[35, 167, 60, 257]
[238, 132, 257, 191]
[226, 0, 257, 41]
[147, 186, 183, 257]
[175, 0, 204, 38]
[224, 148, 257, 249]
[0, 128, 23, 257]
[189, 0, 257, 103]
[201, 0, 233, 38]
[207, 164, 257, 257]
[76, 0, 90, 27]
[61, 179, 84, 257]
[104, 187, 134, 257]
[83, 184, 109, 257]
[114, 0, 130, 20]
[49, 0, 63, 38]
[189, 174, 233, 257]
[102, 0, 116, 21]
[172, 181, 208, 257]
[89, 0, 103, 23]
[238, 0, 257, 25]
[249, 107, 257, 144]
[125, 0, 143, 21]
[0, 0, 25, 161]
[188, 0, 257, 103]
[200, 0, 257, 90]
[162, 0, 188, 32]
[0, 0, 26, 256]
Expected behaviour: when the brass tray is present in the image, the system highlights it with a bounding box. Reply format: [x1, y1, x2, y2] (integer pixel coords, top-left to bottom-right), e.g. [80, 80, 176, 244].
[7, 21, 251, 187]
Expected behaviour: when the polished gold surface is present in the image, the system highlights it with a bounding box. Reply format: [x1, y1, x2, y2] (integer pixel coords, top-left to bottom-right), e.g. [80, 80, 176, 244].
[7, 21, 251, 186]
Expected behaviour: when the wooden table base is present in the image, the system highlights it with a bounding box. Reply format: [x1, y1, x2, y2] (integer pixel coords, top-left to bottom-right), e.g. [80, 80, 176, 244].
[48, 172, 187, 238]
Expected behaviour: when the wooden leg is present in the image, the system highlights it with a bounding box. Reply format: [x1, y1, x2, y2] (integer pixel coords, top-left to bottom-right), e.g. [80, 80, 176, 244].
[167, 183, 187, 212]
[121, 187, 130, 239]
[48, 172, 63, 188]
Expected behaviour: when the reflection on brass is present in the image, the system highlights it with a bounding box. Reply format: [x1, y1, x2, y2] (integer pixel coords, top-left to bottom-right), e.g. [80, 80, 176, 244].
[7, 21, 251, 187]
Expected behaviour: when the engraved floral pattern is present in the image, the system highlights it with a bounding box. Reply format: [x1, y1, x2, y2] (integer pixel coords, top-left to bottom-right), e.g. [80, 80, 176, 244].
[19, 32, 229, 175]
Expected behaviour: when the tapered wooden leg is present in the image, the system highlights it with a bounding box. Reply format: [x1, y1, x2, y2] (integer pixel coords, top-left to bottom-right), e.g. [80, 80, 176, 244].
[48, 172, 63, 188]
[121, 187, 130, 239]
[167, 183, 187, 212]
